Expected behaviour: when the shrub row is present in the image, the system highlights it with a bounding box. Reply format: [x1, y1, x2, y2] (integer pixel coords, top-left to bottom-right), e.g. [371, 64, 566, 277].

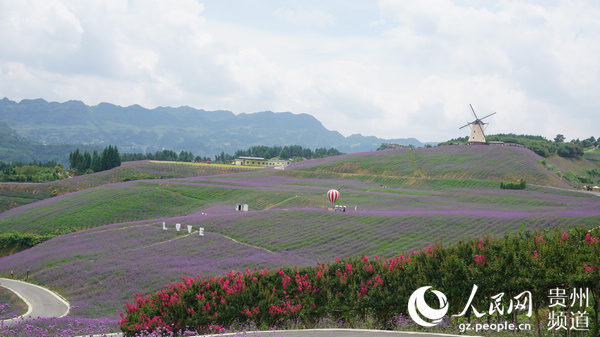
[0, 233, 55, 256]
[500, 178, 526, 190]
[120, 226, 600, 336]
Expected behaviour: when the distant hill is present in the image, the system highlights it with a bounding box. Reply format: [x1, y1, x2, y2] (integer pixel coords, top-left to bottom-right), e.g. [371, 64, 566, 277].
[0, 121, 101, 164]
[0, 98, 431, 160]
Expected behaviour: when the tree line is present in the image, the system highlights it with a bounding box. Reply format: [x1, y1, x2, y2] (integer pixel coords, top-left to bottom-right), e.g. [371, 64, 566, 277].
[121, 145, 343, 164]
[69, 145, 121, 175]
[0, 160, 66, 182]
[214, 145, 343, 163]
[1, 144, 344, 181]
[439, 133, 598, 158]
[120, 149, 212, 163]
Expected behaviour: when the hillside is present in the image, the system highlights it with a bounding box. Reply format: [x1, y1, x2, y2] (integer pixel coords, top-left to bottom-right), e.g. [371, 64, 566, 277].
[1, 146, 597, 215]
[286, 145, 595, 188]
[0, 121, 99, 164]
[0, 161, 258, 213]
[0, 145, 599, 324]
[0, 97, 428, 160]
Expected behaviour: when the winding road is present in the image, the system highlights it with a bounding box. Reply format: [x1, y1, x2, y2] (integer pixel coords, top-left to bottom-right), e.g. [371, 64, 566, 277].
[1, 279, 467, 337]
[0, 277, 70, 326]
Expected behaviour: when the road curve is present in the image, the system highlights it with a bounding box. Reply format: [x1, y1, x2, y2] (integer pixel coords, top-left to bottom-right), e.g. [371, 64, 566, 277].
[0, 278, 70, 326]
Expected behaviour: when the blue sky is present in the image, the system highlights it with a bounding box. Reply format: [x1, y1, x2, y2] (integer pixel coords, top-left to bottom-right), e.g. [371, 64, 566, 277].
[1, 0, 599, 142]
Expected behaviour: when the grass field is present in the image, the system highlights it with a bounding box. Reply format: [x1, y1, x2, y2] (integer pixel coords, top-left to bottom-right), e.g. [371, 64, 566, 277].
[0, 145, 599, 331]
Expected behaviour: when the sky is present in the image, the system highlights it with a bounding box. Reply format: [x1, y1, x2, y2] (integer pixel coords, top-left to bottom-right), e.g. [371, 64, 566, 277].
[0, 0, 599, 143]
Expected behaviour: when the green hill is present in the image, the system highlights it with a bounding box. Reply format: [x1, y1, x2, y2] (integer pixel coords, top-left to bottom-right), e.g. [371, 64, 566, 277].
[286, 145, 600, 189]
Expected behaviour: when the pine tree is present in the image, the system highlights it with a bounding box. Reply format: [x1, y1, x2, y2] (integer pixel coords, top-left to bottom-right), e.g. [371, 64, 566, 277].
[69, 148, 80, 170]
[83, 151, 92, 171]
[112, 145, 121, 168]
[100, 147, 110, 171]
[91, 150, 101, 172]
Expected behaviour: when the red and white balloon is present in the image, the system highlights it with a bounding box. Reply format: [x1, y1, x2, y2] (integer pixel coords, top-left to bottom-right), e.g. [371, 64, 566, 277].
[327, 189, 339, 205]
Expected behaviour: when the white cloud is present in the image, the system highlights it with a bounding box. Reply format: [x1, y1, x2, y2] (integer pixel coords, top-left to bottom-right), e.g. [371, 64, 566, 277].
[0, 0, 598, 142]
[274, 7, 337, 27]
[0, 0, 83, 65]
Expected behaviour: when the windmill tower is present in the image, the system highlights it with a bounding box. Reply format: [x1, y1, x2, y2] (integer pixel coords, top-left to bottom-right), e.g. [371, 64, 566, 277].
[459, 104, 496, 145]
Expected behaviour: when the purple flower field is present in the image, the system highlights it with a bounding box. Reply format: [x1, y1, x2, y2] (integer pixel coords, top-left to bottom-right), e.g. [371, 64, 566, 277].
[0, 146, 599, 335]
[0, 160, 256, 213]
[0, 287, 27, 319]
[286, 146, 578, 188]
[0, 221, 316, 319]
[0, 316, 118, 336]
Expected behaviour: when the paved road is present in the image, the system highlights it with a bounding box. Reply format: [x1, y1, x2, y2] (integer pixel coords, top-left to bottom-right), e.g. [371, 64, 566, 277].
[0, 277, 70, 326]
[198, 329, 470, 337]
[85, 330, 470, 337]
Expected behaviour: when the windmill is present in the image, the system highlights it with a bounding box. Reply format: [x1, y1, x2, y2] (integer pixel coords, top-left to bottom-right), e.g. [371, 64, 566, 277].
[459, 104, 496, 145]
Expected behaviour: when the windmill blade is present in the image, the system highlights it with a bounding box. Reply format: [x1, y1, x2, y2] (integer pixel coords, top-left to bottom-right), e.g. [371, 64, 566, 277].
[469, 104, 479, 119]
[459, 122, 473, 129]
[479, 112, 497, 120]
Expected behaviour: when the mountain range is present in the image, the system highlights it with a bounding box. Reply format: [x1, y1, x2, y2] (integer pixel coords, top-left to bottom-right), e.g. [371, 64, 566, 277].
[0, 97, 434, 163]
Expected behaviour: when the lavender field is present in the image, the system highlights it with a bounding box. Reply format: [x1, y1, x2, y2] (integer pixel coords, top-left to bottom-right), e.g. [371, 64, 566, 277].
[286, 146, 591, 188]
[0, 222, 316, 318]
[0, 161, 256, 213]
[0, 146, 599, 333]
[0, 287, 27, 319]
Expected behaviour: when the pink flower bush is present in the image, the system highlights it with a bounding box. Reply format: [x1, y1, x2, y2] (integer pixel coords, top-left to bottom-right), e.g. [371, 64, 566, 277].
[585, 233, 599, 244]
[474, 254, 486, 265]
[119, 228, 600, 336]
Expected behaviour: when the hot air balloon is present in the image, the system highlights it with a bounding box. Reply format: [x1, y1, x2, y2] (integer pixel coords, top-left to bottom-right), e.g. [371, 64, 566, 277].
[327, 189, 339, 207]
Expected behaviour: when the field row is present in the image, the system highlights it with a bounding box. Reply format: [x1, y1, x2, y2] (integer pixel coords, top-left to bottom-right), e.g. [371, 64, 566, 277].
[185, 209, 600, 258]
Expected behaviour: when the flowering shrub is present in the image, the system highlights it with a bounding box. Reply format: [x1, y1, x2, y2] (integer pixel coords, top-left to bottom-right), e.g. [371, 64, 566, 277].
[120, 226, 600, 336]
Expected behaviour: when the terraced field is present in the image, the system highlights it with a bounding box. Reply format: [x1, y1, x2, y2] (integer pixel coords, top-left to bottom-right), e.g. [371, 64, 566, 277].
[0, 145, 599, 325]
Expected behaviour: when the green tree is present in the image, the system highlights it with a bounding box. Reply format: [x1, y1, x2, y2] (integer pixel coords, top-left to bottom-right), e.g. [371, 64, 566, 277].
[279, 146, 290, 159]
[91, 150, 101, 172]
[100, 147, 110, 171]
[69, 148, 81, 171]
[82, 151, 92, 172]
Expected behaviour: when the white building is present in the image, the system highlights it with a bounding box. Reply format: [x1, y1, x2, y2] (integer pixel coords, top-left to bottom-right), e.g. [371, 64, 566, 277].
[232, 156, 291, 167]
